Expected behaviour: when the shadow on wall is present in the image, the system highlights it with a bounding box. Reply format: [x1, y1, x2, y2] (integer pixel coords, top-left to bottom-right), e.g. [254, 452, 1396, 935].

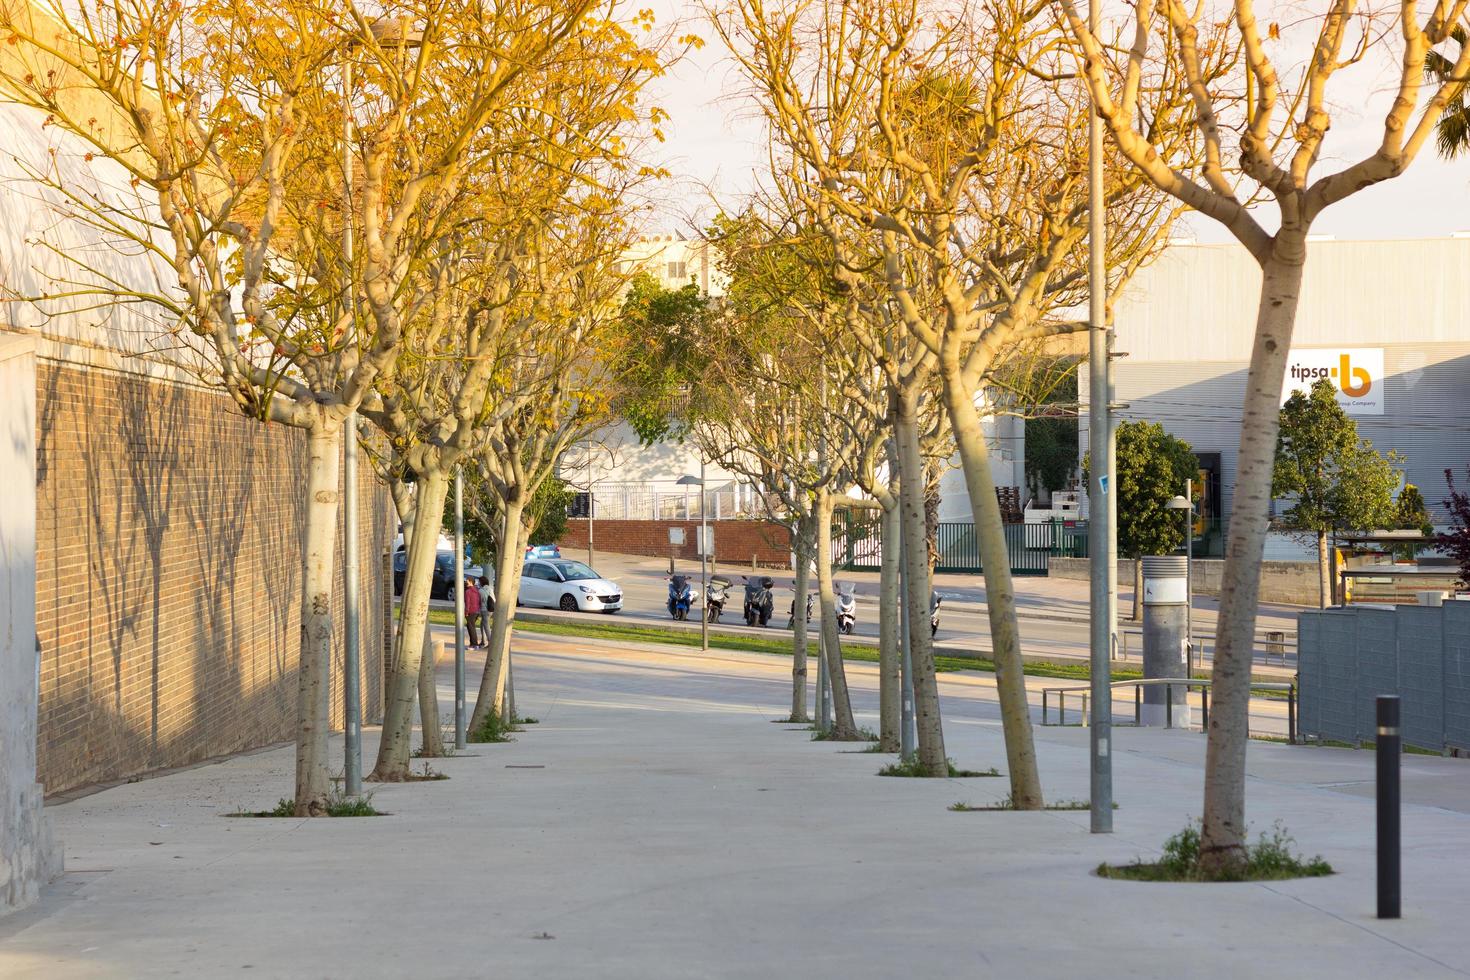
[32, 361, 386, 796]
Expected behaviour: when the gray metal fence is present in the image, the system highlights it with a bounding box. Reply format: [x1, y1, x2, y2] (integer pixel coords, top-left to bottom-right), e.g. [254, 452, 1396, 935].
[1298, 602, 1470, 754]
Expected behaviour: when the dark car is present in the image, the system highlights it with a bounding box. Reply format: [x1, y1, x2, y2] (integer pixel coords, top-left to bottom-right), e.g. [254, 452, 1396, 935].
[393, 549, 486, 600]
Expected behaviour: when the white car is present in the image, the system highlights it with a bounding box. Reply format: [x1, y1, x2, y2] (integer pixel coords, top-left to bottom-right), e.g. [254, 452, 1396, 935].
[519, 558, 622, 613]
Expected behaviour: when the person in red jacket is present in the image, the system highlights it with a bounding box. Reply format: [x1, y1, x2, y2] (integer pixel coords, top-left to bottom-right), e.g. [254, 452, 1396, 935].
[464, 576, 483, 648]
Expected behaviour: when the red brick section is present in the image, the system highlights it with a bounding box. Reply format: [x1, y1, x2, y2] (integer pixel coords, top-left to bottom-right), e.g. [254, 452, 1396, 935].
[562, 518, 793, 568]
[33, 361, 394, 797]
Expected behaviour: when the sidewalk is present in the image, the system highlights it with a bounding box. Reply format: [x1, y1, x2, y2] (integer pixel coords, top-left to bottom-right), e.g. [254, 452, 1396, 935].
[6, 636, 1465, 978]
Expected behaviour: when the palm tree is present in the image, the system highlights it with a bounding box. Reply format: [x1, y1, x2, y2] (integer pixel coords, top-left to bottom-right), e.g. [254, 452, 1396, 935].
[1429, 26, 1470, 157]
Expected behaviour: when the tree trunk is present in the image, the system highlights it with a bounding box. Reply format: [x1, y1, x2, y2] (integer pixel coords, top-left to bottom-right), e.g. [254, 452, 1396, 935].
[895, 391, 947, 775]
[470, 498, 527, 733]
[814, 488, 858, 738]
[295, 415, 343, 815]
[878, 495, 901, 752]
[1132, 558, 1144, 623]
[1201, 248, 1308, 877]
[416, 627, 444, 756]
[940, 369, 1043, 807]
[1317, 531, 1330, 610]
[370, 469, 451, 781]
[788, 513, 813, 723]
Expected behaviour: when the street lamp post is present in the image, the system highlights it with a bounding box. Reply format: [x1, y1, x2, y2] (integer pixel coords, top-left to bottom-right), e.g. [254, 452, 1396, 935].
[1167, 485, 1195, 670]
[1085, 0, 1114, 835]
[677, 468, 709, 651]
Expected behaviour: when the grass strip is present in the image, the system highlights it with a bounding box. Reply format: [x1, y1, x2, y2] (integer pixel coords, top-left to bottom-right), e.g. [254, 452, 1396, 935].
[423, 608, 1289, 692]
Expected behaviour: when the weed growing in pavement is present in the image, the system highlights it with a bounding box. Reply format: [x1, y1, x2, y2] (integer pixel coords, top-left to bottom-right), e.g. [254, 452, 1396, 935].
[405, 761, 450, 781]
[1096, 822, 1332, 882]
[810, 725, 879, 743]
[469, 711, 518, 744]
[878, 757, 1000, 778]
[949, 797, 1116, 812]
[228, 787, 383, 818]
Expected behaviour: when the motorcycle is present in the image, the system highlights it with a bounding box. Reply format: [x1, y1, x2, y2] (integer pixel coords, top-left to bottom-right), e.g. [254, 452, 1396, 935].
[930, 592, 942, 638]
[667, 575, 695, 621]
[705, 576, 731, 624]
[787, 590, 813, 629]
[836, 584, 857, 635]
[743, 575, 775, 627]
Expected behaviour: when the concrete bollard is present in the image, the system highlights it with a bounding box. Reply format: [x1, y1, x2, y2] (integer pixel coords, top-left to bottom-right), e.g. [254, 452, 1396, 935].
[1141, 555, 1190, 728]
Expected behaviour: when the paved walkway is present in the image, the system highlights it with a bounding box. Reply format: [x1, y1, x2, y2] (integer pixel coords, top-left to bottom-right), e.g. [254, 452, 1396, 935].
[4, 636, 1467, 978]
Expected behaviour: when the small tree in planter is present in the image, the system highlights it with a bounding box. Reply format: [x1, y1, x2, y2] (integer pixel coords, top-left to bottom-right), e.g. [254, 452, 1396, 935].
[1436, 468, 1470, 590]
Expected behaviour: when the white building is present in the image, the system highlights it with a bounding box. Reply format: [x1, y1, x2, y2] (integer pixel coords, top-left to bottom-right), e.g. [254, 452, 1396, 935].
[1080, 237, 1470, 557]
[619, 235, 728, 297]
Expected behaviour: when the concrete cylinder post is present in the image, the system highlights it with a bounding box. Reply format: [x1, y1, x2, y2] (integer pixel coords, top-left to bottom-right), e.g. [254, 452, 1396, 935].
[1141, 555, 1190, 728]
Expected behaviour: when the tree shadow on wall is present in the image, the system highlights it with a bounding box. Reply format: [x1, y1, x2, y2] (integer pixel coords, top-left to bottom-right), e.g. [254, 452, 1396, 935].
[183, 404, 260, 758]
[115, 373, 182, 766]
[77, 370, 147, 775]
[263, 435, 305, 685]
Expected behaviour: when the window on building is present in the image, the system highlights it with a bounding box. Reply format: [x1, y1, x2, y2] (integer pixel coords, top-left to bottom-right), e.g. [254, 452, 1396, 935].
[666, 261, 687, 281]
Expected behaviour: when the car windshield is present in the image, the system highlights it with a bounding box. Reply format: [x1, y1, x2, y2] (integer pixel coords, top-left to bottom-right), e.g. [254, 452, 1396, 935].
[550, 560, 598, 581]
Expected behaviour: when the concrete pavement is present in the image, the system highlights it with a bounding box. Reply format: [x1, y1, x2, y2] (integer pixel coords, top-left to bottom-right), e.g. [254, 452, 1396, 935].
[5, 635, 1467, 979]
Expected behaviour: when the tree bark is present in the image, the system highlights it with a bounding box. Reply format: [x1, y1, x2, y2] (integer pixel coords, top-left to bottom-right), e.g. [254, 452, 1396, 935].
[295, 415, 343, 815]
[814, 488, 858, 738]
[1317, 531, 1330, 610]
[1133, 558, 1144, 622]
[416, 628, 444, 757]
[895, 391, 947, 775]
[470, 499, 528, 732]
[369, 469, 451, 781]
[1201, 247, 1307, 876]
[878, 495, 901, 752]
[788, 513, 813, 723]
[940, 370, 1043, 807]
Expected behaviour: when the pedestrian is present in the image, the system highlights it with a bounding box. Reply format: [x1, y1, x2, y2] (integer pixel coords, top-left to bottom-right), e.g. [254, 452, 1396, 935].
[478, 575, 494, 617]
[463, 575, 483, 648]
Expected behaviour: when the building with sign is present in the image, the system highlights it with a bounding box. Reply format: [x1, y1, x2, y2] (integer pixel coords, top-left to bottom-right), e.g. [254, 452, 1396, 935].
[1079, 237, 1470, 558]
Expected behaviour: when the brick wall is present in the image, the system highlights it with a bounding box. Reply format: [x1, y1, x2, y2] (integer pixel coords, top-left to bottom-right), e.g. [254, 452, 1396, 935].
[562, 518, 793, 568]
[34, 360, 393, 796]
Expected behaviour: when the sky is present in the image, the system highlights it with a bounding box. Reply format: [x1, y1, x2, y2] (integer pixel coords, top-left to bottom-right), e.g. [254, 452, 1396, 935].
[640, 0, 1470, 243]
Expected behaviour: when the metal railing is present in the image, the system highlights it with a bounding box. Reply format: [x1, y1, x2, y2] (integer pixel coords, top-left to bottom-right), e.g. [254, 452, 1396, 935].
[1116, 626, 1297, 669]
[1040, 676, 1298, 743]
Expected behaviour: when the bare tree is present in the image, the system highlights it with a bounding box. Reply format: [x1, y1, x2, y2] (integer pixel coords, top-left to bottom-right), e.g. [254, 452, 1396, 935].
[1062, 0, 1470, 872]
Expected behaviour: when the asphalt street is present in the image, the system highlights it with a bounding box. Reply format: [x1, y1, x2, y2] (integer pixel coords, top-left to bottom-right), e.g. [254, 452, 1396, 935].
[436, 550, 1306, 673]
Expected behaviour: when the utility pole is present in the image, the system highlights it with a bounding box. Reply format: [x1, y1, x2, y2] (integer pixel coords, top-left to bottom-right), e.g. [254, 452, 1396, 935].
[454, 468, 466, 750]
[340, 58, 362, 797]
[699, 456, 709, 652]
[1086, 0, 1114, 835]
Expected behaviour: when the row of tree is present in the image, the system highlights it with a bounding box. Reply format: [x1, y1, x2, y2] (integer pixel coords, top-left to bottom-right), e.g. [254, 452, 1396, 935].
[0, 0, 699, 814]
[680, 0, 1470, 878]
[8, 0, 1470, 879]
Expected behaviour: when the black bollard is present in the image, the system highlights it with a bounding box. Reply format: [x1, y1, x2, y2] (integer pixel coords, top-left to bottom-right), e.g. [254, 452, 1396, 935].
[1377, 695, 1401, 920]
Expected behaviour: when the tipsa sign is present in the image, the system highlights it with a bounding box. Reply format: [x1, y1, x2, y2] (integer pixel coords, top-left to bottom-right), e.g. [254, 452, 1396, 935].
[1282, 348, 1384, 415]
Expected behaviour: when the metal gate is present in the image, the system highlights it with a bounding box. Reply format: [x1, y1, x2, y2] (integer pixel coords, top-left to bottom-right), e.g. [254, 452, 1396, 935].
[831, 514, 1086, 576]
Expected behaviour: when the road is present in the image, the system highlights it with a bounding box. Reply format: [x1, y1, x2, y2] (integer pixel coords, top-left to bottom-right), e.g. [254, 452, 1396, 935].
[436, 550, 1306, 674]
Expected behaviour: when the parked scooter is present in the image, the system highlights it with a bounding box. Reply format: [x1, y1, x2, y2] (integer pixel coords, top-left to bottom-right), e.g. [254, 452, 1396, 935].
[668, 575, 695, 621]
[930, 592, 942, 638]
[705, 576, 731, 624]
[836, 583, 857, 635]
[787, 590, 813, 629]
[743, 575, 775, 627]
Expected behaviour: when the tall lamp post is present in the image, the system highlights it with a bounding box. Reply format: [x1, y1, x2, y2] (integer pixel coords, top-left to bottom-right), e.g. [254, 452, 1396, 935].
[340, 15, 423, 795]
[1167, 486, 1194, 669]
[677, 467, 709, 651]
[1085, 0, 1114, 835]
